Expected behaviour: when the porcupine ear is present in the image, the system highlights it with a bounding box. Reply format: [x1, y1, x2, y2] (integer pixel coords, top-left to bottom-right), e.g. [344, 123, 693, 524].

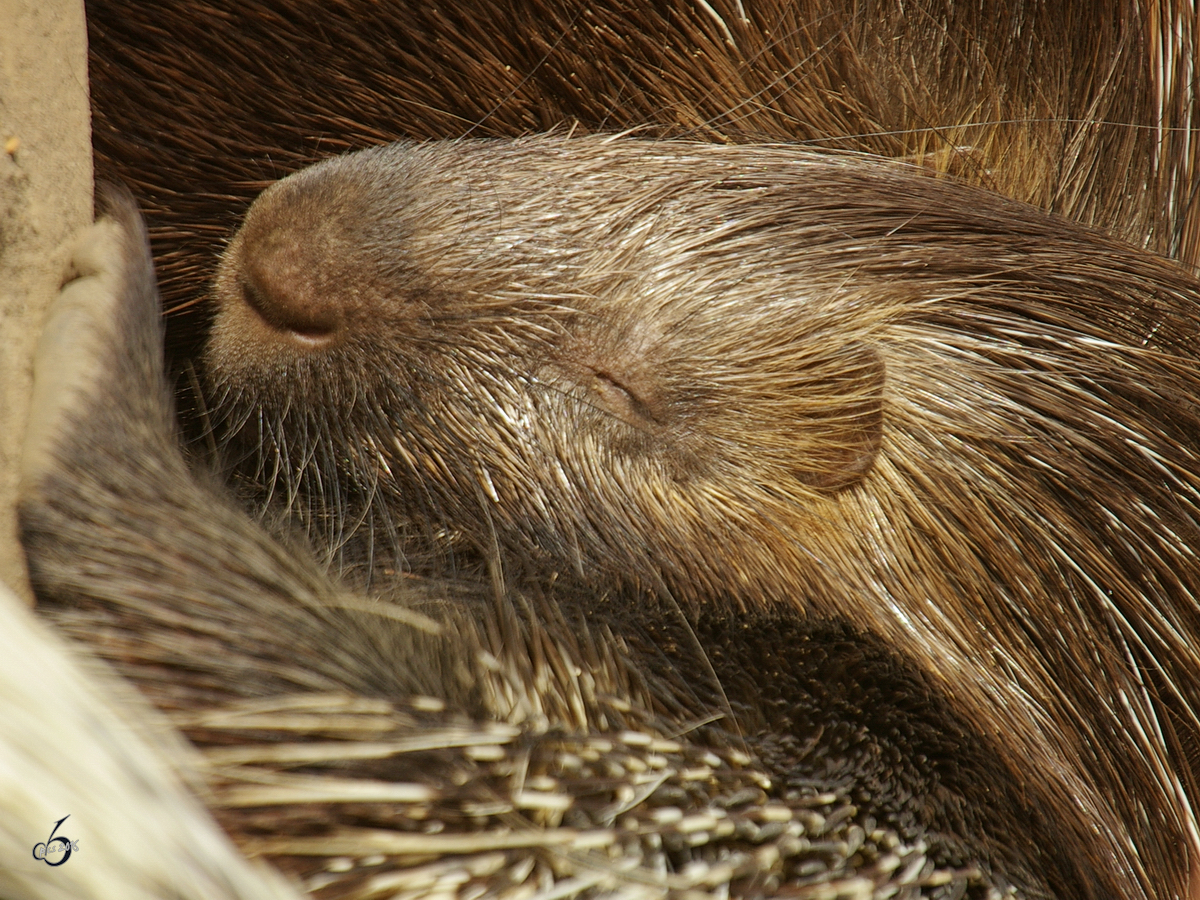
[797, 343, 885, 492]
[740, 338, 885, 495]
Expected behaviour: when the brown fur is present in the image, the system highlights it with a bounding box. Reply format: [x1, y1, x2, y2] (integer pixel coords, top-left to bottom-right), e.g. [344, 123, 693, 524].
[88, 0, 1200, 346]
[40, 1, 1200, 899]
[204, 133, 1200, 900]
[19, 197, 990, 900]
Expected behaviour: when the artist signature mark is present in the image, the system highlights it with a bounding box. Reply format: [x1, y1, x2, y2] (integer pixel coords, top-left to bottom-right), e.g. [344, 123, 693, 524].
[32, 815, 79, 866]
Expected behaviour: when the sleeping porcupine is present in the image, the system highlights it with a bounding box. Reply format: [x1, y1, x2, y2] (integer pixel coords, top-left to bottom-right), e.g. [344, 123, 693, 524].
[12, 1, 1200, 900]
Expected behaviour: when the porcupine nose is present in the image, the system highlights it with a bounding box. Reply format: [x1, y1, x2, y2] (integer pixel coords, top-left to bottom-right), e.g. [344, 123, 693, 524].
[213, 178, 352, 348]
[237, 235, 338, 343]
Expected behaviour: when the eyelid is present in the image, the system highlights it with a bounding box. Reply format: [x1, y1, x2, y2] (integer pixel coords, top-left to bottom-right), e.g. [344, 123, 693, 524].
[589, 367, 663, 426]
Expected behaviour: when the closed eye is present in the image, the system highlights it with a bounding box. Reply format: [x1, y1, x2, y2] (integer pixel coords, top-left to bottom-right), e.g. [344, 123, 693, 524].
[590, 368, 662, 426]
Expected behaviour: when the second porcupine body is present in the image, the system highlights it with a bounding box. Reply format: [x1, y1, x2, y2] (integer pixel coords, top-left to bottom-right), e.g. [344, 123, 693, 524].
[18, 2, 1200, 899]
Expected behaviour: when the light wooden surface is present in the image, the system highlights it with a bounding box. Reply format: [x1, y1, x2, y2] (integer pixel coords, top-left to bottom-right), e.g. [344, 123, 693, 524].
[0, 0, 91, 603]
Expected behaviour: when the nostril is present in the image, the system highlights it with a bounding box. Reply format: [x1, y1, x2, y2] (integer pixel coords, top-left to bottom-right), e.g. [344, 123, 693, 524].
[225, 223, 346, 345]
[212, 170, 412, 355]
[238, 265, 339, 343]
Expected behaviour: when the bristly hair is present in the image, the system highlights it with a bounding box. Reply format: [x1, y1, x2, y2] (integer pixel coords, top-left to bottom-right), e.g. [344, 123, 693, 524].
[77, 2, 1200, 900]
[202, 135, 1200, 900]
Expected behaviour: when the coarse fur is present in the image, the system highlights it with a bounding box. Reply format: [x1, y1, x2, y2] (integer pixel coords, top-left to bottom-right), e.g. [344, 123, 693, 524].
[15, 1, 1200, 899]
[205, 134, 1200, 900]
[0, 586, 304, 900]
[19, 197, 987, 900]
